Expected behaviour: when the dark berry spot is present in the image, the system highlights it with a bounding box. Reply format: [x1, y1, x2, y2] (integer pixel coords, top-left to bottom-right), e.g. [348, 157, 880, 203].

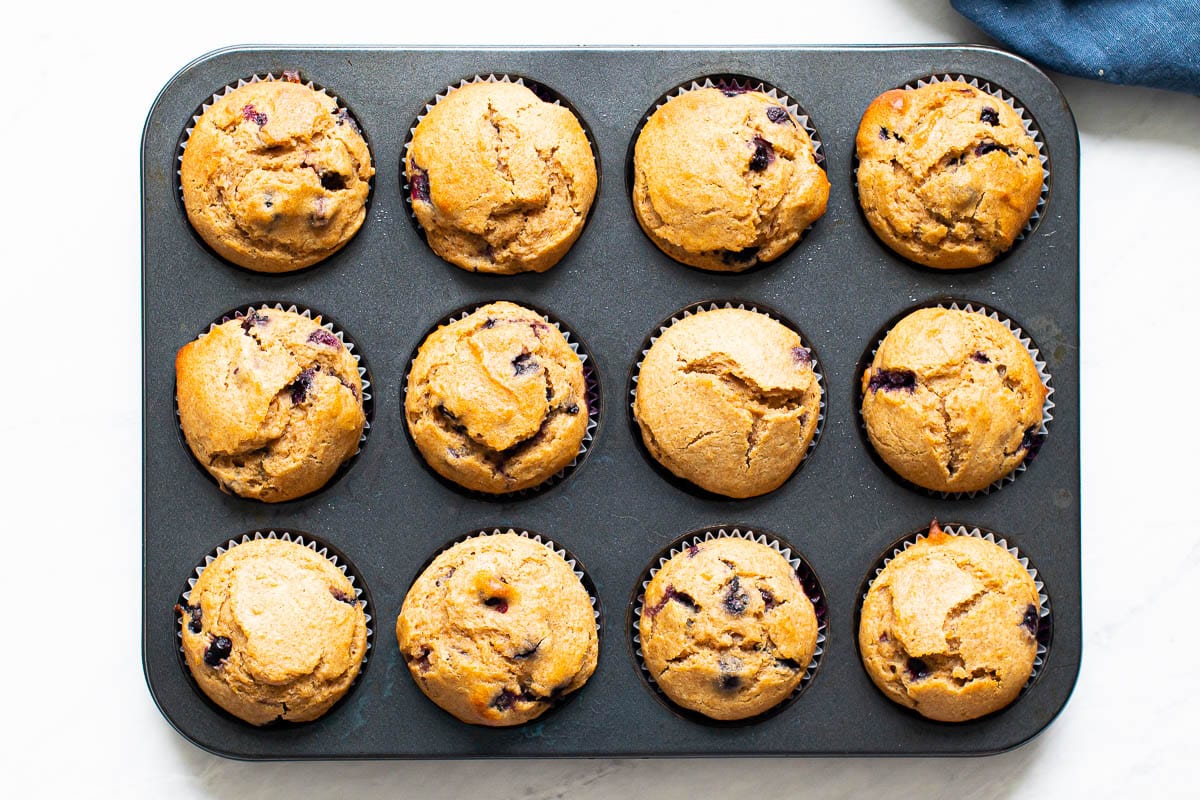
[759, 587, 778, 610]
[307, 329, 342, 348]
[330, 588, 357, 606]
[646, 585, 699, 618]
[176, 603, 203, 634]
[414, 647, 432, 671]
[564, 403, 580, 415]
[879, 632, 890, 643]
[719, 673, 741, 691]
[975, 141, 1007, 157]
[721, 246, 759, 265]
[512, 352, 539, 376]
[241, 104, 268, 126]
[282, 69, 301, 83]
[333, 107, 360, 133]
[686, 544, 701, 558]
[409, 165, 431, 203]
[879, 126, 890, 140]
[1021, 426, 1045, 460]
[1022, 605, 1039, 636]
[791, 346, 811, 366]
[971, 351, 991, 364]
[263, 193, 273, 210]
[240, 309, 269, 332]
[867, 368, 917, 393]
[749, 136, 775, 172]
[320, 171, 346, 191]
[289, 368, 316, 403]
[905, 657, 929, 680]
[777, 657, 802, 671]
[980, 106, 1000, 126]
[515, 641, 541, 659]
[723, 576, 749, 615]
[491, 689, 520, 711]
[204, 636, 232, 667]
[766, 105, 791, 124]
[339, 377, 359, 400]
[482, 317, 497, 329]
[484, 597, 509, 613]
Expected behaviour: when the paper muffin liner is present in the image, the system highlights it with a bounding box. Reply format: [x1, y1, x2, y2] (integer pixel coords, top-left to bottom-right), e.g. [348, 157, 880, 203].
[401, 74, 600, 229]
[630, 525, 828, 726]
[852, 73, 1050, 262]
[175, 70, 374, 260]
[174, 302, 374, 502]
[858, 522, 1052, 692]
[401, 302, 600, 501]
[174, 529, 374, 725]
[628, 300, 825, 498]
[858, 299, 1054, 499]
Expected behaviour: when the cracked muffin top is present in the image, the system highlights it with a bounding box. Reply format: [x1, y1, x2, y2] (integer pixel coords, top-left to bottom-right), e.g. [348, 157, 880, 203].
[633, 308, 821, 498]
[177, 538, 368, 725]
[860, 307, 1046, 494]
[405, 302, 589, 494]
[855, 81, 1043, 269]
[632, 86, 829, 272]
[858, 521, 1041, 722]
[396, 532, 598, 726]
[406, 81, 597, 274]
[639, 536, 817, 720]
[175, 308, 365, 503]
[181, 75, 374, 273]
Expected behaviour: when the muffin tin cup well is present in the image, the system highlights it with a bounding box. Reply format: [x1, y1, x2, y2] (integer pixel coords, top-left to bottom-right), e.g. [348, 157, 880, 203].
[625, 73, 828, 275]
[144, 46, 1081, 759]
[173, 302, 375, 505]
[400, 301, 601, 502]
[856, 298, 1054, 500]
[854, 521, 1053, 707]
[627, 299, 825, 500]
[174, 529, 375, 727]
[850, 72, 1051, 272]
[175, 70, 376, 275]
[401, 527, 603, 726]
[399, 73, 603, 250]
[628, 525, 828, 727]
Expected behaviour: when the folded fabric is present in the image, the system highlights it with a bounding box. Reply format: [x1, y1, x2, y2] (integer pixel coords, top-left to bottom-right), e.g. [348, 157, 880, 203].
[952, 0, 1200, 94]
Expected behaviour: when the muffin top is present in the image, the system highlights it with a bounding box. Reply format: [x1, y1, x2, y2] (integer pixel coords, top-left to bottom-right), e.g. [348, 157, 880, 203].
[406, 81, 597, 274]
[396, 532, 598, 726]
[405, 301, 589, 494]
[639, 536, 818, 721]
[632, 87, 829, 271]
[181, 76, 374, 273]
[176, 308, 365, 503]
[855, 80, 1043, 269]
[633, 308, 821, 498]
[860, 307, 1046, 494]
[178, 538, 369, 725]
[858, 521, 1041, 722]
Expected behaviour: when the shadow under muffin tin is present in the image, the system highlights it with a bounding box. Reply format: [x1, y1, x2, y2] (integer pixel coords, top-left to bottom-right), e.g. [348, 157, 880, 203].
[143, 45, 1080, 758]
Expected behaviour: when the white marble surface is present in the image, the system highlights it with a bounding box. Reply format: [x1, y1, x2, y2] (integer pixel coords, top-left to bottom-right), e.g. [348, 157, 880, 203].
[6, 0, 1199, 796]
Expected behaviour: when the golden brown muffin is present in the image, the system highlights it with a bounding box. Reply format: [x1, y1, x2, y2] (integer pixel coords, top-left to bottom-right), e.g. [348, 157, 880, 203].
[176, 308, 366, 502]
[632, 86, 829, 271]
[860, 307, 1046, 494]
[406, 81, 597, 274]
[855, 80, 1043, 269]
[177, 538, 369, 725]
[405, 302, 589, 494]
[181, 75, 374, 272]
[633, 308, 821, 498]
[396, 532, 598, 726]
[858, 521, 1041, 722]
[639, 535, 818, 721]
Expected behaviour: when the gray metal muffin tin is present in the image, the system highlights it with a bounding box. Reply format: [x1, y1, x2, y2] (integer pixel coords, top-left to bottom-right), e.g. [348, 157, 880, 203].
[142, 45, 1080, 759]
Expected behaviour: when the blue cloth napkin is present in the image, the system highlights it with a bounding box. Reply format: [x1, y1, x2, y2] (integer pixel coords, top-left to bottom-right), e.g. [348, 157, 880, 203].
[951, 0, 1200, 94]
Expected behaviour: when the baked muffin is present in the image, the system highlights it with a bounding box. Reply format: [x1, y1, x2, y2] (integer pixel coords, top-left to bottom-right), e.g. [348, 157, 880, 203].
[181, 74, 374, 272]
[633, 308, 821, 498]
[406, 81, 597, 274]
[858, 521, 1041, 722]
[177, 538, 369, 725]
[855, 80, 1043, 269]
[860, 307, 1046, 494]
[639, 535, 818, 721]
[176, 308, 366, 502]
[396, 532, 598, 726]
[405, 302, 589, 494]
[632, 86, 829, 271]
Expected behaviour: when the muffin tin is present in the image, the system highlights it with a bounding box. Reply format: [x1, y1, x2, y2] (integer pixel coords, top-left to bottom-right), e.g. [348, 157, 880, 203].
[142, 45, 1080, 758]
